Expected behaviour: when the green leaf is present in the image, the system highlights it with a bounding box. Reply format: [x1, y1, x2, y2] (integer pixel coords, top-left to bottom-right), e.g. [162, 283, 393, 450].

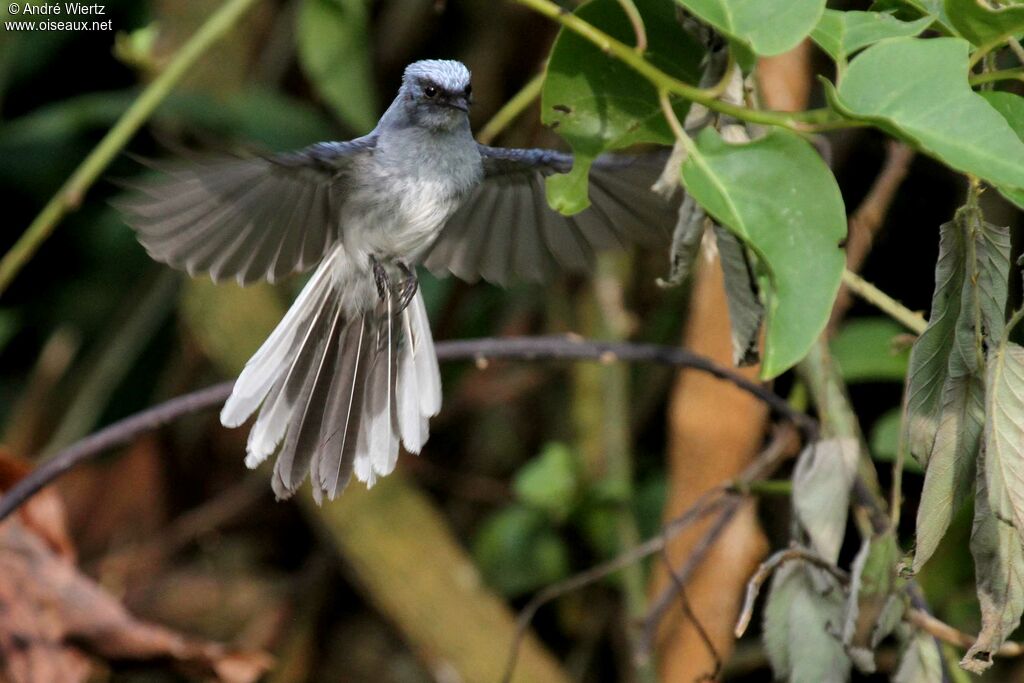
[908, 209, 1009, 571]
[829, 37, 1024, 193]
[964, 443, 1024, 674]
[513, 442, 580, 522]
[541, 0, 703, 214]
[831, 317, 910, 383]
[792, 438, 859, 563]
[714, 224, 763, 367]
[810, 10, 932, 61]
[984, 91, 1024, 140]
[680, 129, 846, 378]
[842, 532, 905, 673]
[297, 0, 377, 133]
[894, 631, 943, 683]
[982, 91, 1024, 210]
[674, 0, 826, 56]
[871, 0, 954, 33]
[945, 0, 1024, 47]
[763, 562, 852, 682]
[472, 506, 570, 597]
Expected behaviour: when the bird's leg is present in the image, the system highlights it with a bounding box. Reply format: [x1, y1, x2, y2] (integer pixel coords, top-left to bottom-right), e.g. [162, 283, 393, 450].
[370, 255, 391, 302]
[395, 261, 419, 314]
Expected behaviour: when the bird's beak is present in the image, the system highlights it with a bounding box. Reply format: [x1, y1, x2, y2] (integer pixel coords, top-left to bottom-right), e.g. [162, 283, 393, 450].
[445, 95, 470, 112]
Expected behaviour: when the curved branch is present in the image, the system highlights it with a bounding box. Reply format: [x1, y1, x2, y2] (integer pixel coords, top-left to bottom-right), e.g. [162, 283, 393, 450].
[0, 335, 811, 522]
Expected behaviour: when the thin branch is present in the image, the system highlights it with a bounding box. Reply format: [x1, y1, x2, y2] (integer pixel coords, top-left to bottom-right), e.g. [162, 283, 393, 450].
[476, 72, 545, 145]
[0, 335, 810, 523]
[655, 541, 720, 681]
[908, 608, 1024, 659]
[637, 425, 799, 659]
[829, 140, 915, 331]
[500, 490, 735, 683]
[841, 269, 927, 335]
[638, 500, 741, 661]
[435, 336, 815, 434]
[0, 0, 263, 296]
[734, 546, 851, 638]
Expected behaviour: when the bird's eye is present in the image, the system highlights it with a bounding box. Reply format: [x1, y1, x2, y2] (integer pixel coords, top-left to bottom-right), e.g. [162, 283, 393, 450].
[424, 86, 438, 98]
[464, 85, 472, 96]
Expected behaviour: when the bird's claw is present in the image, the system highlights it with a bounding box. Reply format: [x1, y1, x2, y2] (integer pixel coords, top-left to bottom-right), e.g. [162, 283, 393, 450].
[370, 256, 391, 301]
[395, 262, 419, 314]
[370, 257, 418, 315]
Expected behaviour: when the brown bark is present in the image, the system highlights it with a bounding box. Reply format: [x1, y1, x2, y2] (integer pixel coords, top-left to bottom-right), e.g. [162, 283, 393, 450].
[649, 255, 770, 681]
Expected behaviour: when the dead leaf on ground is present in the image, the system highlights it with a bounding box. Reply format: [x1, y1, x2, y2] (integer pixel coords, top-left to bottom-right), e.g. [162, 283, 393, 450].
[0, 450, 273, 683]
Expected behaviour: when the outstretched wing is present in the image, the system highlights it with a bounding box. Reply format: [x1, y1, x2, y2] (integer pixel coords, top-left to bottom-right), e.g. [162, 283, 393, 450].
[421, 145, 675, 286]
[118, 137, 376, 285]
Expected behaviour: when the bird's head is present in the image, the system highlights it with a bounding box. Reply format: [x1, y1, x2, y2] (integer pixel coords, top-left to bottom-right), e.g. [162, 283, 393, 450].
[400, 60, 473, 131]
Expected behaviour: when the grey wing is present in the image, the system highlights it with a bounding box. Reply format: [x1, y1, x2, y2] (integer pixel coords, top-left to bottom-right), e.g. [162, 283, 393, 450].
[421, 144, 676, 286]
[118, 137, 376, 285]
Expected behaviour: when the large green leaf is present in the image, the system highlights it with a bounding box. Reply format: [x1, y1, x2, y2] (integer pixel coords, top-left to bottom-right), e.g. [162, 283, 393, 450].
[982, 91, 1024, 210]
[763, 562, 852, 682]
[680, 129, 846, 378]
[674, 0, 826, 56]
[542, 0, 703, 214]
[297, 0, 377, 133]
[831, 317, 910, 383]
[811, 9, 932, 61]
[945, 0, 1024, 47]
[965, 443, 1024, 674]
[829, 37, 1024, 194]
[909, 210, 1010, 571]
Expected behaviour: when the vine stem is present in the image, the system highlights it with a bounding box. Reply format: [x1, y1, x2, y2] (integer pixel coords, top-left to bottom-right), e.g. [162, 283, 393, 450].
[969, 67, 1024, 86]
[0, 0, 263, 296]
[841, 269, 927, 335]
[512, 0, 854, 133]
[614, 0, 647, 53]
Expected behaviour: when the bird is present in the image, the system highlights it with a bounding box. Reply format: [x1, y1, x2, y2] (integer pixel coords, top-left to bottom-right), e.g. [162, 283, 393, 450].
[120, 59, 676, 502]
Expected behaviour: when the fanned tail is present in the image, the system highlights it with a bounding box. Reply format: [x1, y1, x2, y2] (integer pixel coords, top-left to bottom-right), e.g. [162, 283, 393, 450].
[220, 253, 442, 501]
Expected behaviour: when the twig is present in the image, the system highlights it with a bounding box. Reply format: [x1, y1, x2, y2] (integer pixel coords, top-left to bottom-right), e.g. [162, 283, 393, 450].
[500, 490, 735, 683]
[638, 500, 741, 662]
[829, 141, 915, 331]
[476, 72, 545, 145]
[0, 0, 263, 296]
[0, 335, 810, 523]
[0, 381, 235, 523]
[734, 546, 851, 638]
[907, 608, 1024, 659]
[840, 270, 927, 336]
[655, 541, 720, 681]
[637, 425, 799, 659]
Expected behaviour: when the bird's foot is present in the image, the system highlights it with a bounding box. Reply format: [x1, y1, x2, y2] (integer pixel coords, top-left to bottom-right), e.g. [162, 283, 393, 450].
[370, 255, 391, 302]
[395, 262, 419, 314]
